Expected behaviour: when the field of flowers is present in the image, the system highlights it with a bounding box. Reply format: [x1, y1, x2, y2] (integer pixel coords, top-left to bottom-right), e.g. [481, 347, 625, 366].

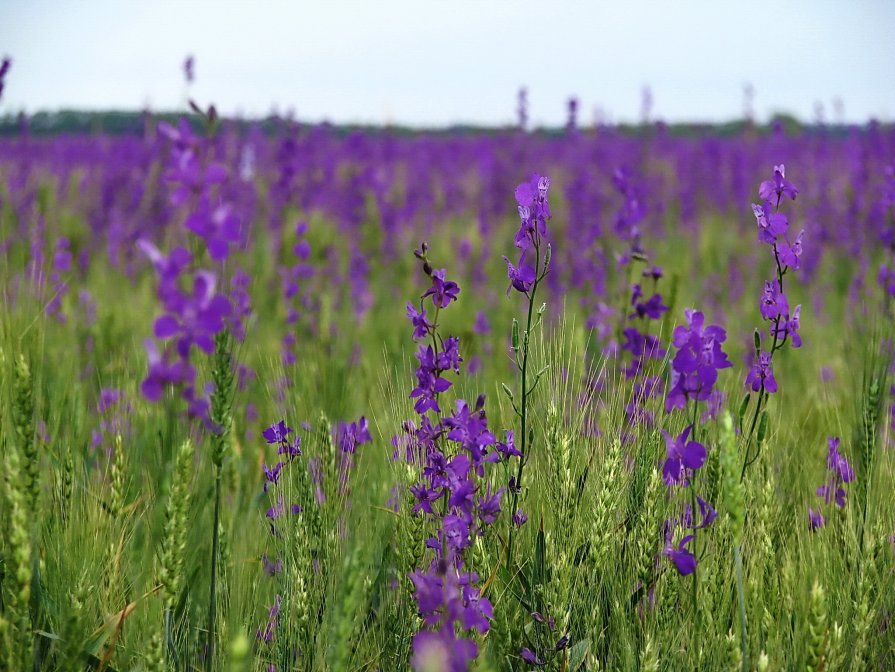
[1, 85, 894, 669]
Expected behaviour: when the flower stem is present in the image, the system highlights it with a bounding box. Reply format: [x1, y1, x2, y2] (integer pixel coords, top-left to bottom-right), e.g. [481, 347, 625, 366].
[506, 241, 541, 569]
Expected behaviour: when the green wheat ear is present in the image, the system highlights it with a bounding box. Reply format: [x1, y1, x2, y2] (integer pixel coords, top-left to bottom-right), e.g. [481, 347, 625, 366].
[159, 438, 194, 612]
[13, 354, 38, 512]
[805, 580, 828, 672]
[2, 441, 33, 668]
[720, 413, 745, 544]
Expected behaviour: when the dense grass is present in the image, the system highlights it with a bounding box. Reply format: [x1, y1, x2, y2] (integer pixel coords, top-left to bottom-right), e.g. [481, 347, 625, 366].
[0, 122, 893, 671]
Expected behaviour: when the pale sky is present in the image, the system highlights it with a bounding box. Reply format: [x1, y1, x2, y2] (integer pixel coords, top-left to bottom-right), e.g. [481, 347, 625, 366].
[1, 0, 893, 126]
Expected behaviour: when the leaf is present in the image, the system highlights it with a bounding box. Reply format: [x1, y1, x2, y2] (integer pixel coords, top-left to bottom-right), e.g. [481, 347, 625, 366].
[568, 639, 590, 671]
[738, 393, 751, 428]
[757, 410, 769, 446]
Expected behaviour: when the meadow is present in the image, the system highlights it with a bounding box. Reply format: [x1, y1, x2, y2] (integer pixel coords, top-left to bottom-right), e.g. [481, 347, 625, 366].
[0, 109, 893, 671]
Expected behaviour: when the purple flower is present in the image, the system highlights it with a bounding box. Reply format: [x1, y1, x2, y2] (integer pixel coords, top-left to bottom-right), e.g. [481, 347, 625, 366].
[814, 436, 854, 511]
[407, 302, 433, 340]
[745, 351, 778, 393]
[262, 553, 283, 576]
[263, 420, 294, 445]
[758, 164, 799, 202]
[661, 425, 707, 486]
[513, 174, 551, 251]
[629, 284, 668, 320]
[825, 437, 854, 483]
[808, 507, 825, 531]
[153, 271, 232, 359]
[759, 280, 789, 322]
[422, 269, 460, 308]
[751, 201, 789, 245]
[141, 340, 196, 402]
[502, 255, 536, 295]
[262, 462, 284, 493]
[778, 229, 805, 269]
[693, 495, 718, 529]
[663, 534, 697, 576]
[771, 304, 802, 348]
[521, 648, 546, 666]
[665, 309, 731, 411]
[256, 595, 282, 643]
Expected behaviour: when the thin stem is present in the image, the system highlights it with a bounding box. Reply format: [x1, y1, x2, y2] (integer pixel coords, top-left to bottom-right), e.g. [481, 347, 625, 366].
[734, 544, 749, 672]
[689, 399, 700, 656]
[206, 469, 222, 672]
[506, 240, 541, 569]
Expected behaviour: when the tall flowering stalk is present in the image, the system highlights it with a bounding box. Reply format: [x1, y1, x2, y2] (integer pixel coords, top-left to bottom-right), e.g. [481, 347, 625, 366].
[741, 165, 804, 477]
[0, 55, 11, 101]
[395, 244, 518, 670]
[140, 100, 242, 670]
[139, 113, 235, 423]
[807, 437, 856, 531]
[502, 174, 552, 569]
[660, 308, 730, 659]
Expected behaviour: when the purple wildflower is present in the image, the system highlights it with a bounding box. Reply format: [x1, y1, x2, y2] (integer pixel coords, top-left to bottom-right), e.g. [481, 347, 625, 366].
[661, 424, 707, 486]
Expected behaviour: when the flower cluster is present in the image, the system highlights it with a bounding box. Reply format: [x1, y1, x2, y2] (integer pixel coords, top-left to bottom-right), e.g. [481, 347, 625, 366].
[503, 174, 551, 295]
[261, 420, 303, 528]
[90, 388, 132, 458]
[279, 220, 314, 367]
[620, 265, 669, 431]
[335, 415, 372, 493]
[45, 236, 73, 322]
[660, 308, 730, 576]
[666, 309, 732, 411]
[396, 246, 518, 670]
[747, 165, 805, 395]
[139, 117, 246, 423]
[662, 494, 717, 575]
[158, 120, 242, 262]
[808, 437, 855, 530]
[611, 167, 645, 253]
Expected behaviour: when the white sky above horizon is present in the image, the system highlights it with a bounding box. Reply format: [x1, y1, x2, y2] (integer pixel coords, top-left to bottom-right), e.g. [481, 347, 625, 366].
[1, 0, 894, 127]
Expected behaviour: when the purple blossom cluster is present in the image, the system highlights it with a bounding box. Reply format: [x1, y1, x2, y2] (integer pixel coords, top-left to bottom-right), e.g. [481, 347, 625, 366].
[503, 174, 551, 296]
[611, 167, 646, 255]
[660, 308, 730, 576]
[45, 236, 73, 322]
[261, 420, 303, 526]
[139, 117, 246, 423]
[808, 437, 855, 531]
[396, 246, 519, 671]
[662, 493, 717, 575]
[746, 165, 805, 394]
[666, 309, 732, 412]
[279, 220, 314, 367]
[255, 420, 302, 659]
[90, 387, 132, 457]
[619, 266, 668, 440]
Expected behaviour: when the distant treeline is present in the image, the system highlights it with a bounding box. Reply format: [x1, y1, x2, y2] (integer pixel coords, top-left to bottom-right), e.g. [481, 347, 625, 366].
[0, 109, 885, 138]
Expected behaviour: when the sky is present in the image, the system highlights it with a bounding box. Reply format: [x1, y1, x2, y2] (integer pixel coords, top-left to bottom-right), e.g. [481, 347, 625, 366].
[1, 0, 894, 127]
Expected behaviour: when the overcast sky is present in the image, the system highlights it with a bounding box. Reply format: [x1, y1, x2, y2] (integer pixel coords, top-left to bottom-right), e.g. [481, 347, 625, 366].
[1, 0, 893, 126]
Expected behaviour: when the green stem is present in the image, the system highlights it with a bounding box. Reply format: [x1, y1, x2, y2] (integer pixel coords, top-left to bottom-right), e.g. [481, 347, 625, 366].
[506, 241, 542, 569]
[206, 469, 222, 671]
[734, 544, 749, 672]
